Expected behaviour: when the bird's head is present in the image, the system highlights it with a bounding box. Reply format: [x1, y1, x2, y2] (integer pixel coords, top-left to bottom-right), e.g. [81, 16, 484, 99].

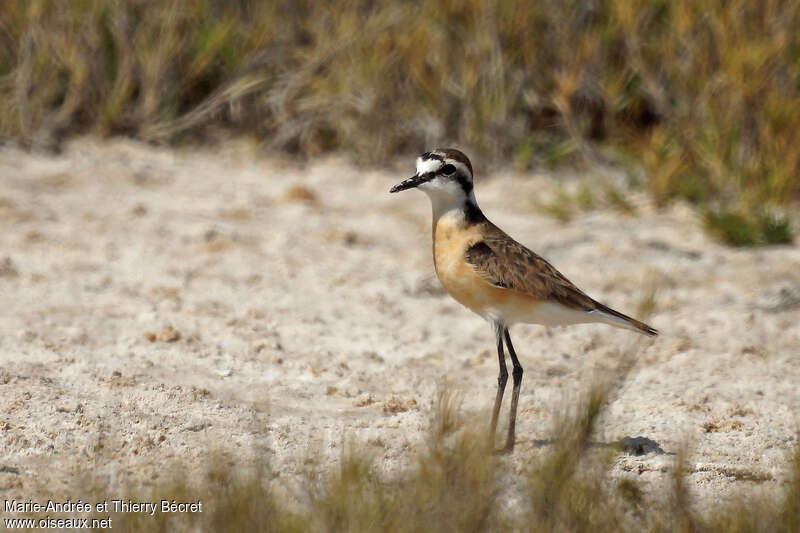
[390, 149, 474, 202]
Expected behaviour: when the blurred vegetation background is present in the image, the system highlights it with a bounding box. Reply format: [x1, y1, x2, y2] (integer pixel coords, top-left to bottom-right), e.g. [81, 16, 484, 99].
[1, 0, 798, 244]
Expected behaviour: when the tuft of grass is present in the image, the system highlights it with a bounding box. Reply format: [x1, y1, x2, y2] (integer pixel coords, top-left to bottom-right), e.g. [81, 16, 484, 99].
[759, 213, 795, 245]
[665, 442, 702, 533]
[704, 210, 760, 247]
[526, 385, 624, 532]
[537, 180, 642, 223]
[537, 188, 580, 223]
[83, 453, 308, 533]
[302, 387, 502, 532]
[635, 273, 660, 321]
[704, 209, 794, 247]
[783, 445, 800, 532]
[575, 183, 595, 211]
[602, 183, 636, 216]
[307, 450, 387, 532]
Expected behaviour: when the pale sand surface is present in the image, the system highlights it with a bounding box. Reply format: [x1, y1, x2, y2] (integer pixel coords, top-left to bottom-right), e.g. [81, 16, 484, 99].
[0, 139, 797, 512]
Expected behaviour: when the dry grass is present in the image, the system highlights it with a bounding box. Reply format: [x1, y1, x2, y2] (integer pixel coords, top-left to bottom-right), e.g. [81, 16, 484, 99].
[1, 0, 799, 239]
[11, 387, 797, 532]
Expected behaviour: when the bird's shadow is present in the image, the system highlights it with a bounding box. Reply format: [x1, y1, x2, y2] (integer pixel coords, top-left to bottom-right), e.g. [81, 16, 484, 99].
[527, 435, 671, 457]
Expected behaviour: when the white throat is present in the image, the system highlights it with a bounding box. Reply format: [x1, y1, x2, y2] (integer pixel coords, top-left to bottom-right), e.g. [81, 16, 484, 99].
[419, 183, 478, 223]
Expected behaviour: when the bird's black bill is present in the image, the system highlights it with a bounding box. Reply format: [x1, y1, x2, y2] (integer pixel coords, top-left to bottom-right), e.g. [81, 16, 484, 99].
[389, 173, 431, 193]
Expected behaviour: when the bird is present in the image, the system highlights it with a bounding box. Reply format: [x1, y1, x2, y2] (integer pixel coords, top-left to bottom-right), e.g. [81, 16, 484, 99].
[389, 148, 657, 453]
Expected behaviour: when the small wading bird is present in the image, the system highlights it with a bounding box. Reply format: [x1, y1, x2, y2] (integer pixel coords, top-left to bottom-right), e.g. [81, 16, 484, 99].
[390, 149, 657, 453]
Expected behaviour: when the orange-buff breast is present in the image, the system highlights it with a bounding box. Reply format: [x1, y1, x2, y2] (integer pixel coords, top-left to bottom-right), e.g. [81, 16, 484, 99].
[432, 215, 542, 322]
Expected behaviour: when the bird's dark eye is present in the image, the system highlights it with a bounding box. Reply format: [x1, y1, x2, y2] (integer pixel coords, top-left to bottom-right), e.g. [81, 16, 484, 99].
[441, 164, 456, 175]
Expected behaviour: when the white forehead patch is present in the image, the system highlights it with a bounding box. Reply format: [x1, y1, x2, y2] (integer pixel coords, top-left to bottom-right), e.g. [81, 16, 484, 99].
[415, 157, 443, 175]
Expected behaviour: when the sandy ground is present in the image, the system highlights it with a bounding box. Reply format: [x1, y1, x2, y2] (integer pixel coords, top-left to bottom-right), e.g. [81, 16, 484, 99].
[0, 139, 798, 515]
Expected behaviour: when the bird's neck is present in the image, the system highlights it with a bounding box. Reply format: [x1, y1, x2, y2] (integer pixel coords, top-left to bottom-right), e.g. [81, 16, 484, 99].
[428, 191, 483, 227]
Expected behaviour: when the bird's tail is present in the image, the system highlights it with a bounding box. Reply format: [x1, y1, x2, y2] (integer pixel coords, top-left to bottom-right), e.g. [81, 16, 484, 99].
[591, 302, 658, 337]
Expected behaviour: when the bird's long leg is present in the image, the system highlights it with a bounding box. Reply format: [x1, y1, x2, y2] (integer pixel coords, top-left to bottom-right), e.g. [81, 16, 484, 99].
[503, 328, 524, 453]
[489, 322, 508, 447]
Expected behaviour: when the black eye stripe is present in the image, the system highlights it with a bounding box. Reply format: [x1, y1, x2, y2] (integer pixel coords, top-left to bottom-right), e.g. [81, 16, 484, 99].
[441, 164, 456, 175]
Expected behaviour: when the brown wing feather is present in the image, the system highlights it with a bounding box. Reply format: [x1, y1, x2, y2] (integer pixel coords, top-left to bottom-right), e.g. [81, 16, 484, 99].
[465, 222, 596, 311]
[464, 221, 658, 336]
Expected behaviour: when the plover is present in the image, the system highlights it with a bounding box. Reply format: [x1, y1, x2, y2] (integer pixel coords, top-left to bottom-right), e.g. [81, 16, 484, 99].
[390, 148, 657, 453]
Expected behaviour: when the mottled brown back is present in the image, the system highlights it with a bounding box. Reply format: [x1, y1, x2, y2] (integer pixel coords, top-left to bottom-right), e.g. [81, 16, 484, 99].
[465, 222, 595, 310]
[464, 221, 658, 335]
